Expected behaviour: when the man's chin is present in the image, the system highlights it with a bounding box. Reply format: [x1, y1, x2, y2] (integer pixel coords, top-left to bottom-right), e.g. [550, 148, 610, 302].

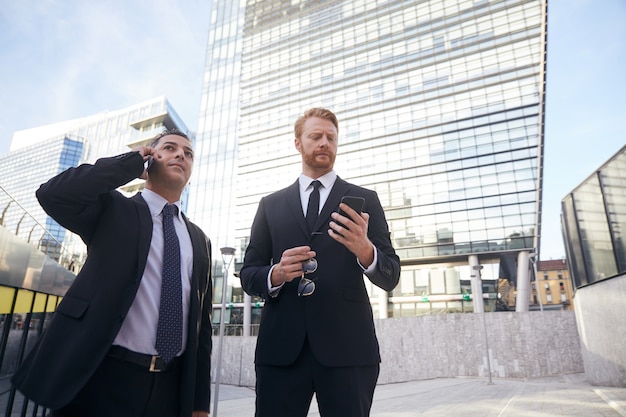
[166, 174, 191, 189]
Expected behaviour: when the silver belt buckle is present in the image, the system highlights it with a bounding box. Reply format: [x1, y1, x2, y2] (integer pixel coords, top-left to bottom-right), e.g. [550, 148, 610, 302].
[149, 355, 162, 372]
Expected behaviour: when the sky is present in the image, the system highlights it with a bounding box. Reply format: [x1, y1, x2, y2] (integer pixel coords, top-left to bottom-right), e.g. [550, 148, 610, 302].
[0, 1, 625, 261]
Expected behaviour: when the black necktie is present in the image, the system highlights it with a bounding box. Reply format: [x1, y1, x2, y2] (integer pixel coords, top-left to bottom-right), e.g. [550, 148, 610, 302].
[306, 180, 322, 233]
[156, 204, 183, 363]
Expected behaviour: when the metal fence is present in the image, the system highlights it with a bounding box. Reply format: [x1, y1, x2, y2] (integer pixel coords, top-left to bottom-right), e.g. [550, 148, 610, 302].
[1, 290, 59, 416]
[1, 186, 74, 416]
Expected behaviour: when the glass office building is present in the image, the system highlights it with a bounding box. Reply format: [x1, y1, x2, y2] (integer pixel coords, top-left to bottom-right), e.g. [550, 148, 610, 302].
[562, 145, 626, 288]
[192, 0, 547, 321]
[1, 96, 190, 272]
[0, 137, 85, 264]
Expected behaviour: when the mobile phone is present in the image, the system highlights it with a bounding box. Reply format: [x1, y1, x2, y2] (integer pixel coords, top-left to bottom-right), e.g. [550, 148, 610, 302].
[336, 196, 365, 229]
[145, 156, 154, 172]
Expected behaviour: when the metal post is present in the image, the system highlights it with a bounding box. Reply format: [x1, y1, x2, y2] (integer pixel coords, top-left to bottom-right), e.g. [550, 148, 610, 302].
[529, 253, 544, 311]
[473, 265, 493, 385]
[515, 251, 531, 312]
[379, 287, 389, 319]
[468, 255, 484, 313]
[213, 247, 235, 417]
[243, 292, 252, 337]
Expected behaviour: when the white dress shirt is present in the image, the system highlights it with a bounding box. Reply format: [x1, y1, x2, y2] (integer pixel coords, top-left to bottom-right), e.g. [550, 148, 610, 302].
[267, 171, 378, 292]
[113, 188, 193, 356]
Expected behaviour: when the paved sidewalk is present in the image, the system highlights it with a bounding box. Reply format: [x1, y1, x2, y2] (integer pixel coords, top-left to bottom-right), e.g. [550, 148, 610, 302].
[212, 374, 626, 416]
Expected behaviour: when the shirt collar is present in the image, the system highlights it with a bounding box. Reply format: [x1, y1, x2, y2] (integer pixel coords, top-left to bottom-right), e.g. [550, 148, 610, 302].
[141, 188, 183, 220]
[299, 171, 337, 192]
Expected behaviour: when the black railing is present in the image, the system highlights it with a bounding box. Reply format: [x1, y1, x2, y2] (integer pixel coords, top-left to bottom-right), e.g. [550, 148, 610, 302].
[1, 186, 74, 416]
[211, 323, 260, 337]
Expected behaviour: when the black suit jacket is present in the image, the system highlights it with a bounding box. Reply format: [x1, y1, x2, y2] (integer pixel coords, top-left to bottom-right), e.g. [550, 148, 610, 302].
[11, 152, 213, 416]
[240, 177, 400, 367]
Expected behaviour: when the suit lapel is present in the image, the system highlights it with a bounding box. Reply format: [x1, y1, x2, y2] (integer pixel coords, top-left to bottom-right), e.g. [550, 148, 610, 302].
[314, 176, 351, 232]
[132, 193, 152, 284]
[293, 176, 354, 234]
[182, 214, 209, 343]
[286, 180, 310, 237]
[182, 215, 206, 304]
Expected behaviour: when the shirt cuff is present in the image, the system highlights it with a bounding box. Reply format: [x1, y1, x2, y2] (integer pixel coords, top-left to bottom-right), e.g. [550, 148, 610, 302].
[358, 243, 378, 274]
[267, 264, 284, 297]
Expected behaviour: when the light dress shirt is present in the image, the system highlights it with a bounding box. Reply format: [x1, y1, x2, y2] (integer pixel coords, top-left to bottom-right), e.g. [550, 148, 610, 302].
[267, 171, 378, 292]
[113, 188, 193, 356]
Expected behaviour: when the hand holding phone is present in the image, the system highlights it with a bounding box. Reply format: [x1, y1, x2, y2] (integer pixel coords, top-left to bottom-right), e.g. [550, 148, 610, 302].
[145, 156, 154, 172]
[336, 196, 365, 230]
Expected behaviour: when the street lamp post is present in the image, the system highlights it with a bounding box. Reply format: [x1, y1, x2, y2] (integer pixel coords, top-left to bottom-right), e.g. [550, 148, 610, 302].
[212, 246, 235, 417]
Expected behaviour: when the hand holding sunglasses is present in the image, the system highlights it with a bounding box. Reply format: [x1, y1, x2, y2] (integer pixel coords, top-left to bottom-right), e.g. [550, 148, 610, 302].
[298, 232, 323, 297]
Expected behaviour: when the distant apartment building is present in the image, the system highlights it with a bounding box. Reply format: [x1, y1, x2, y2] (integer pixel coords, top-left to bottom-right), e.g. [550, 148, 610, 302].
[532, 259, 573, 310]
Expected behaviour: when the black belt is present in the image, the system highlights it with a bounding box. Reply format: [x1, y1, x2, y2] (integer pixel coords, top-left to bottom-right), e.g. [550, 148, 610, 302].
[107, 345, 180, 372]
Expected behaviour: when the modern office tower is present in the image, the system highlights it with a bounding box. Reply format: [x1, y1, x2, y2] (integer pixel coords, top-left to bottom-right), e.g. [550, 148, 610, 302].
[0, 96, 190, 271]
[187, 1, 247, 327]
[561, 144, 626, 388]
[191, 0, 547, 322]
[0, 136, 85, 265]
[562, 145, 626, 288]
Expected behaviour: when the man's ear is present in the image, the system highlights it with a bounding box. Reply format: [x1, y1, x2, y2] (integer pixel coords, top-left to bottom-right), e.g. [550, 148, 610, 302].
[294, 137, 302, 153]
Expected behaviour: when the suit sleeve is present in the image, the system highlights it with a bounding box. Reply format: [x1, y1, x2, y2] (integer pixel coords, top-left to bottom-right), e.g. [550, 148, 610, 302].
[36, 151, 145, 243]
[364, 191, 401, 291]
[239, 197, 274, 298]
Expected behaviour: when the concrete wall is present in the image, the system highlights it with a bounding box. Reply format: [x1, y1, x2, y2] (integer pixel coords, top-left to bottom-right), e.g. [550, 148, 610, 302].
[211, 310, 584, 387]
[574, 274, 626, 387]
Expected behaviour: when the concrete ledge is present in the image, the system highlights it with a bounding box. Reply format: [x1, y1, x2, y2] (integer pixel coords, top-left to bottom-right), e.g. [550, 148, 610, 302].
[212, 310, 584, 387]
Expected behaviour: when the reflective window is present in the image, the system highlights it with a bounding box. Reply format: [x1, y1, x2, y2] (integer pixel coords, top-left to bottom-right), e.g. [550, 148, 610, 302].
[562, 147, 626, 287]
[194, 0, 546, 314]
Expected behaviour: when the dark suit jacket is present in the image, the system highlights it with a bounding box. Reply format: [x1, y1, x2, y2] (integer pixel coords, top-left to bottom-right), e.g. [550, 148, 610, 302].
[11, 152, 213, 416]
[240, 177, 400, 367]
